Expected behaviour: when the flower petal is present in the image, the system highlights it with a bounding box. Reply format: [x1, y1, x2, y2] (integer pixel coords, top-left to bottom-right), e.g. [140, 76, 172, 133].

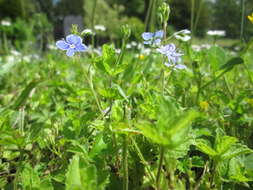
[56, 40, 69, 50]
[154, 30, 164, 38]
[143, 40, 152, 45]
[175, 64, 187, 69]
[142, 32, 154, 40]
[153, 38, 161, 45]
[66, 48, 75, 57]
[76, 43, 88, 52]
[164, 44, 176, 52]
[66, 34, 82, 45]
[164, 62, 173, 67]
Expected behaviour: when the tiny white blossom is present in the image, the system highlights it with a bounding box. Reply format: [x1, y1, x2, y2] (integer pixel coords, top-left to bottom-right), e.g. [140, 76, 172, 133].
[1, 20, 11, 26]
[207, 30, 226, 37]
[191, 45, 201, 52]
[175, 34, 191, 42]
[115, 49, 121, 54]
[131, 41, 137, 46]
[94, 25, 106, 31]
[126, 44, 132, 49]
[81, 29, 94, 35]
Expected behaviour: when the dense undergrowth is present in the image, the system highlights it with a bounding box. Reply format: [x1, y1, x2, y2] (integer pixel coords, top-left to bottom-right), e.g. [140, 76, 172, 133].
[1, 3, 253, 190]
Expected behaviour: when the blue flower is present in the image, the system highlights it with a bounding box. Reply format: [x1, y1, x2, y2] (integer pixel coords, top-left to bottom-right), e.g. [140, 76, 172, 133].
[142, 30, 164, 45]
[157, 43, 186, 69]
[56, 34, 88, 57]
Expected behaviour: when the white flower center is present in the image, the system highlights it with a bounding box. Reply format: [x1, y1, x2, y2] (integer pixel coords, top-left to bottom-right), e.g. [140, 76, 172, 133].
[70, 44, 76, 48]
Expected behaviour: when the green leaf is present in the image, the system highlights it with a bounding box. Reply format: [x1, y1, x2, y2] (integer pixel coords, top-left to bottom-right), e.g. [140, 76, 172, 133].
[228, 157, 251, 182]
[29, 123, 44, 141]
[40, 178, 54, 190]
[207, 46, 226, 71]
[66, 154, 102, 190]
[221, 144, 253, 160]
[138, 97, 198, 148]
[11, 80, 40, 110]
[245, 154, 253, 171]
[219, 57, 244, 71]
[114, 84, 129, 101]
[215, 136, 238, 155]
[21, 163, 41, 189]
[66, 155, 82, 190]
[88, 134, 107, 159]
[195, 139, 217, 157]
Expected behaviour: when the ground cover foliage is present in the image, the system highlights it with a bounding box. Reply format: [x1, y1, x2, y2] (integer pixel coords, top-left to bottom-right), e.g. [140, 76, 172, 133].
[1, 1, 253, 190]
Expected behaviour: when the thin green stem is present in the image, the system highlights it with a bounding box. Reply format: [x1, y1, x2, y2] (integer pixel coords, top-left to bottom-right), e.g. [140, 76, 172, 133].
[223, 76, 233, 99]
[156, 146, 165, 190]
[240, 0, 245, 41]
[86, 72, 104, 115]
[91, 0, 97, 48]
[193, 0, 203, 33]
[149, 0, 157, 32]
[77, 57, 104, 116]
[145, 0, 154, 31]
[123, 135, 129, 190]
[131, 137, 156, 184]
[190, 0, 195, 41]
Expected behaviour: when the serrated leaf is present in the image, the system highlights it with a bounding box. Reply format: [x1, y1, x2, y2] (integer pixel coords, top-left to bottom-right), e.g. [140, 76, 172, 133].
[195, 140, 217, 157]
[215, 136, 238, 155]
[138, 96, 198, 148]
[21, 163, 41, 189]
[221, 144, 253, 160]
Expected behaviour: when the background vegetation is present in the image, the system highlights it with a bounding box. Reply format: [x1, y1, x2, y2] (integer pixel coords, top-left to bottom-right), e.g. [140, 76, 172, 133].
[0, 0, 253, 190]
[0, 0, 253, 47]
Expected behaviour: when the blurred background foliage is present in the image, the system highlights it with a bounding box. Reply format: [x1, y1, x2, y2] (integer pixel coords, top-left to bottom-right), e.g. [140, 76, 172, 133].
[0, 0, 253, 48]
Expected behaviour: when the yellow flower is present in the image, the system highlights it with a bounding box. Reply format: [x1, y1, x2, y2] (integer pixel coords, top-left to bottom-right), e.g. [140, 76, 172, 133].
[248, 13, 253, 23]
[139, 54, 145, 60]
[200, 101, 209, 110]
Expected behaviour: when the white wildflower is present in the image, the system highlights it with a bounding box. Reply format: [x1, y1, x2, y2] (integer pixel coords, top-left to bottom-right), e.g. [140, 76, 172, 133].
[1, 20, 11, 26]
[207, 30, 226, 37]
[94, 25, 106, 32]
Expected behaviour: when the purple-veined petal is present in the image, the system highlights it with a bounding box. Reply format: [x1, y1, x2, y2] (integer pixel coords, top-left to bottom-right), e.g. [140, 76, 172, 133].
[142, 32, 154, 40]
[143, 40, 152, 45]
[66, 34, 82, 45]
[76, 43, 88, 52]
[154, 30, 164, 38]
[66, 48, 75, 57]
[56, 40, 70, 50]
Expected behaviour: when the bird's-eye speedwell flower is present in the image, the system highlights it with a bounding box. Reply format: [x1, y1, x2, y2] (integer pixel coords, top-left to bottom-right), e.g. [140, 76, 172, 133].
[157, 43, 186, 70]
[142, 30, 164, 45]
[56, 34, 88, 57]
